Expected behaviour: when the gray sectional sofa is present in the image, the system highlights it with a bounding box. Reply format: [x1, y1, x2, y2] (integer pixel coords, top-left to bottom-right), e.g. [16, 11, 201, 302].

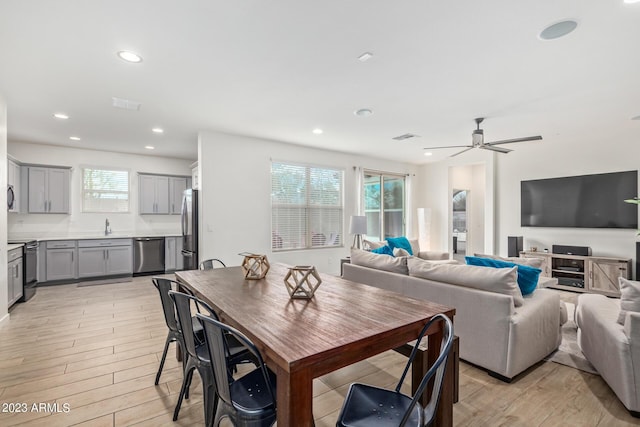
[343, 249, 566, 381]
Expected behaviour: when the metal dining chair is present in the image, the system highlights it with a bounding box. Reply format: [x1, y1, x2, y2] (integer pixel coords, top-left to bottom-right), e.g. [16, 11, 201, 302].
[170, 291, 256, 425]
[336, 314, 454, 427]
[151, 277, 204, 385]
[199, 258, 226, 270]
[196, 312, 277, 427]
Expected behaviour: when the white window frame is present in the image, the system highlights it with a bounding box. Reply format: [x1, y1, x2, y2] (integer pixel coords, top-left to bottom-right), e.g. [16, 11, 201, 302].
[363, 170, 407, 241]
[271, 161, 344, 251]
[81, 166, 131, 213]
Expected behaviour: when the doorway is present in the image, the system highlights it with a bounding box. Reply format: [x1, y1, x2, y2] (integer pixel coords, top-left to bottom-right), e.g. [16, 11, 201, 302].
[452, 189, 469, 262]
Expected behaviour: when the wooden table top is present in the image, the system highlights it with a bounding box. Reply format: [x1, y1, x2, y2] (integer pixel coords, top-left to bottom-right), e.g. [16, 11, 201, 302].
[175, 263, 455, 376]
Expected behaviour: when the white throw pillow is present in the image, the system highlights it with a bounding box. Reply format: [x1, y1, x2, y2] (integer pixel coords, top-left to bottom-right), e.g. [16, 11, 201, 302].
[408, 257, 524, 307]
[363, 239, 386, 250]
[350, 249, 409, 275]
[408, 239, 420, 256]
[393, 247, 411, 257]
[617, 277, 640, 325]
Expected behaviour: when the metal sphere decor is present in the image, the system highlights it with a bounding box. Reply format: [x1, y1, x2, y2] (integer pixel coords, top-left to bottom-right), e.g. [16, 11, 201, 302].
[283, 266, 322, 299]
[239, 252, 270, 280]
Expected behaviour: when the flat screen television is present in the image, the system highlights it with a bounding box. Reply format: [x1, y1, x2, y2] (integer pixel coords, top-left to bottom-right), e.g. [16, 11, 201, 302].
[521, 170, 638, 229]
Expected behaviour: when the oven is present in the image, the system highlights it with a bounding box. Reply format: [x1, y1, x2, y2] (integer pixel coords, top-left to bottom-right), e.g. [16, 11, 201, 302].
[9, 240, 38, 302]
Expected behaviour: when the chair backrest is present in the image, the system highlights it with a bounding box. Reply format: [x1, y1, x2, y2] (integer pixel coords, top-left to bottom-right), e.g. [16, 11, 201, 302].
[199, 258, 227, 270]
[169, 291, 216, 359]
[152, 277, 180, 332]
[396, 313, 454, 427]
[196, 312, 276, 409]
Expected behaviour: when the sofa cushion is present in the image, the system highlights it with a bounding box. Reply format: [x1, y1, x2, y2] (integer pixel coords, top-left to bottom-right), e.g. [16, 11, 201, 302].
[351, 249, 409, 275]
[371, 245, 394, 256]
[618, 277, 640, 325]
[409, 239, 420, 256]
[387, 236, 414, 256]
[393, 247, 411, 257]
[408, 257, 524, 307]
[474, 253, 545, 270]
[466, 256, 541, 296]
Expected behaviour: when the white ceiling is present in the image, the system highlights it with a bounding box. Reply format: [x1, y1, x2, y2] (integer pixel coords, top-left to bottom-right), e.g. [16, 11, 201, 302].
[1, 1, 639, 164]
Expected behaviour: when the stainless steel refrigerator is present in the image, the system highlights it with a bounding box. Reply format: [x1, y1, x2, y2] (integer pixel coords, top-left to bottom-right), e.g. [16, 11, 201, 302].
[181, 188, 199, 270]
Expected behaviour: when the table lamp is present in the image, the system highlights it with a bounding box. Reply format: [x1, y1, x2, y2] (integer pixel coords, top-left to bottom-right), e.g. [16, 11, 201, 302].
[349, 215, 367, 250]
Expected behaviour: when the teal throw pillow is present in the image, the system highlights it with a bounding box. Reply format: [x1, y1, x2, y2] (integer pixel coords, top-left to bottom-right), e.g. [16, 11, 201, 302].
[371, 245, 394, 256]
[387, 236, 413, 256]
[465, 256, 541, 296]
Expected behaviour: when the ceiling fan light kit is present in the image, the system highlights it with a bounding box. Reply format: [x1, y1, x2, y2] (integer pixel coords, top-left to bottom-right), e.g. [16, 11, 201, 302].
[423, 117, 542, 157]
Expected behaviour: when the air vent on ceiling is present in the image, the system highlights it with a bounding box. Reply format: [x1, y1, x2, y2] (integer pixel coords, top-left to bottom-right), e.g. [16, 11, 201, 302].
[392, 133, 420, 141]
[112, 97, 141, 111]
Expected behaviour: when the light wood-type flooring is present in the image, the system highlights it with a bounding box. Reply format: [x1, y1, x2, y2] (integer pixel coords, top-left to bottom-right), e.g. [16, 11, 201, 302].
[0, 275, 638, 426]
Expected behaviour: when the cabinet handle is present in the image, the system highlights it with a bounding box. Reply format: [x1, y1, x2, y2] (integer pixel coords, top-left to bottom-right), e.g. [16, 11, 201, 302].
[71, 251, 74, 262]
[15, 264, 19, 278]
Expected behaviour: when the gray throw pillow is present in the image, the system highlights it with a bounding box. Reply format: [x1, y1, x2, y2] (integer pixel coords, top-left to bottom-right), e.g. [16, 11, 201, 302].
[618, 277, 640, 325]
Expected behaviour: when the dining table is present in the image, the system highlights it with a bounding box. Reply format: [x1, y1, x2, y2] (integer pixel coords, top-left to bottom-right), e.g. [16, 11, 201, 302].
[175, 262, 456, 426]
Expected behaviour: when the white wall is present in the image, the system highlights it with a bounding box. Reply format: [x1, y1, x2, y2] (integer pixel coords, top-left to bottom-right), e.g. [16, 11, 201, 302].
[495, 132, 640, 268]
[198, 130, 417, 275]
[7, 141, 193, 237]
[0, 95, 8, 325]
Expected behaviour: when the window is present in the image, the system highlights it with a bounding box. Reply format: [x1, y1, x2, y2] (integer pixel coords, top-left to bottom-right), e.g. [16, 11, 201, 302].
[363, 171, 406, 240]
[271, 162, 343, 251]
[82, 167, 130, 213]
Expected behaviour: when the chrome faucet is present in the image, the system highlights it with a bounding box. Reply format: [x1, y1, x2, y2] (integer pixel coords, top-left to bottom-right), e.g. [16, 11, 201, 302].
[105, 218, 112, 235]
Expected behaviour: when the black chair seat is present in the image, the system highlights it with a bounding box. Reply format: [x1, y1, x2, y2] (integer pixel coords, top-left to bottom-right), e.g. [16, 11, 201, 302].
[230, 367, 277, 412]
[339, 383, 420, 427]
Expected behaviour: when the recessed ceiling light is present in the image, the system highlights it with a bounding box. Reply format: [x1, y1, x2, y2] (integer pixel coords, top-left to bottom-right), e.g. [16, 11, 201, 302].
[539, 20, 578, 40]
[424, 152, 433, 156]
[117, 50, 143, 63]
[53, 113, 69, 120]
[145, 145, 155, 150]
[152, 127, 164, 134]
[69, 136, 81, 141]
[354, 108, 373, 117]
[357, 52, 374, 62]
[312, 128, 323, 135]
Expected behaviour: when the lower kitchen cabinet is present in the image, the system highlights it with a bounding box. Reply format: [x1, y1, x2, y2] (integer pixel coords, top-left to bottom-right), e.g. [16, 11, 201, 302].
[165, 237, 183, 271]
[78, 239, 132, 279]
[8, 248, 23, 307]
[46, 240, 77, 282]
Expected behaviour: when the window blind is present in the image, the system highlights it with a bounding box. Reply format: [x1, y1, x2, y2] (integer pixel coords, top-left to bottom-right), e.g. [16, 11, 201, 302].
[82, 168, 130, 213]
[271, 162, 343, 250]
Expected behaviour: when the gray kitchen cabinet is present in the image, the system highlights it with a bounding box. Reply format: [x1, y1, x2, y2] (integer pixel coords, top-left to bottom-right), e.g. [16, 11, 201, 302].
[7, 158, 21, 212]
[46, 240, 77, 281]
[169, 177, 188, 215]
[139, 174, 169, 214]
[27, 166, 70, 214]
[8, 248, 23, 307]
[78, 239, 132, 278]
[164, 237, 184, 271]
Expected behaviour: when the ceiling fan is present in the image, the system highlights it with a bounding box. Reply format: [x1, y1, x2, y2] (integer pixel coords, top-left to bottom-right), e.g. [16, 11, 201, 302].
[424, 118, 542, 157]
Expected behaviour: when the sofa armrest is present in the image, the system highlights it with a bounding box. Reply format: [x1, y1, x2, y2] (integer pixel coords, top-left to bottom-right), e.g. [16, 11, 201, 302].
[625, 312, 640, 342]
[417, 250, 450, 260]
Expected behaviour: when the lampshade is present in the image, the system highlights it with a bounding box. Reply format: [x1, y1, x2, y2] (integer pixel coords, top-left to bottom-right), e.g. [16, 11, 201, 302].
[349, 215, 367, 235]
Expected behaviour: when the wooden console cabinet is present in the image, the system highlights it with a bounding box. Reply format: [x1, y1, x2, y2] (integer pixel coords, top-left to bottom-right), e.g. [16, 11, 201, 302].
[520, 251, 631, 297]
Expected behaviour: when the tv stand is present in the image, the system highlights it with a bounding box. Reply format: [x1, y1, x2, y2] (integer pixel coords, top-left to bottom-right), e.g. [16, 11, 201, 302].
[520, 251, 631, 297]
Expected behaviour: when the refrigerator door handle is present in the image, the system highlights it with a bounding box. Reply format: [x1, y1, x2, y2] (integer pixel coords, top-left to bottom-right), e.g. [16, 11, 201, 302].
[181, 195, 188, 237]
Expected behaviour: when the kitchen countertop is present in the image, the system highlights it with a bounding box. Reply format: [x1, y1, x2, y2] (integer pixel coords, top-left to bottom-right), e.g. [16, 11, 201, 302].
[8, 232, 181, 242]
[8, 243, 24, 251]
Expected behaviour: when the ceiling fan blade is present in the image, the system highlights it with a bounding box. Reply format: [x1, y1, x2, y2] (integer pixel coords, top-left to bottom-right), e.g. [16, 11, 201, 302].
[450, 147, 475, 157]
[423, 145, 473, 150]
[485, 136, 542, 146]
[480, 145, 512, 154]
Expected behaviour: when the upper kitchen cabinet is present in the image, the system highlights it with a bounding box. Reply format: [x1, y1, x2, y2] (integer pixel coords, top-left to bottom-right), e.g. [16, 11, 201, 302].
[169, 177, 189, 214]
[139, 174, 169, 214]
[7, 157, 21, 212]
[25, 165, 71, 214]
[139, 173, 190, 215]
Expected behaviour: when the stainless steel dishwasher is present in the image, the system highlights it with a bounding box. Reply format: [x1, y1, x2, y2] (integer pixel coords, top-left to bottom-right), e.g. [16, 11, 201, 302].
[133, 237, 165, 275]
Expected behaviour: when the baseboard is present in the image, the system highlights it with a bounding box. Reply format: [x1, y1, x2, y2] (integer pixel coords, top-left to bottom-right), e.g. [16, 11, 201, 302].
[0, 312, 10, 327]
